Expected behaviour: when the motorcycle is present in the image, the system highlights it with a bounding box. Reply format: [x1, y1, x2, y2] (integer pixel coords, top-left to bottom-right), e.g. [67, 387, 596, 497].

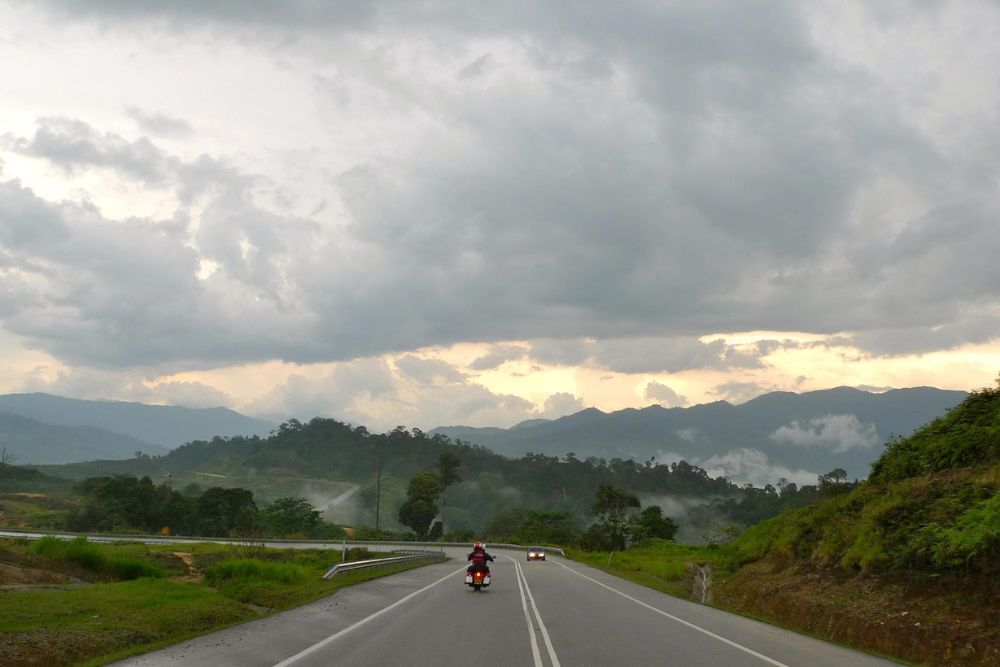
[465, 566, 492, 592]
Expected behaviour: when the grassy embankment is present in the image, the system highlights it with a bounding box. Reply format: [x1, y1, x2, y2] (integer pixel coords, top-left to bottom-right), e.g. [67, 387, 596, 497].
[0, 537, 440, 666]
[567, 540, 719, 598]
[570, 384, 1000, 666]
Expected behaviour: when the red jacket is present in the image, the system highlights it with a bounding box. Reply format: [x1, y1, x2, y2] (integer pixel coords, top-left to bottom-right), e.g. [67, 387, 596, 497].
[467, 548, 494, 569]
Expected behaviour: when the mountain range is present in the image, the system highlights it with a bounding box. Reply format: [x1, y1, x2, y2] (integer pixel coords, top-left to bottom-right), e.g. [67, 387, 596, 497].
[0, 388, 969, 478]
[431, 387, 967, 483]
[0, 393, 274, 464]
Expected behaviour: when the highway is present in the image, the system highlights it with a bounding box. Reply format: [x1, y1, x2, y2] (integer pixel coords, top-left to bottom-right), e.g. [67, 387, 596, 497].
[113, 546, 897, 667]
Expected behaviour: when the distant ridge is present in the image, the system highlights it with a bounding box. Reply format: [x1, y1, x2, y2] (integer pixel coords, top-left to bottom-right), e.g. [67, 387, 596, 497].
[0, 393, 274, 451]
[0, 412, 166, 464]
[430, 386, 967, 480]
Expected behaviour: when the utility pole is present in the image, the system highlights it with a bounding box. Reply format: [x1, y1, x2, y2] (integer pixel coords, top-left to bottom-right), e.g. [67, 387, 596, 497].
[374, 455, 382, 533]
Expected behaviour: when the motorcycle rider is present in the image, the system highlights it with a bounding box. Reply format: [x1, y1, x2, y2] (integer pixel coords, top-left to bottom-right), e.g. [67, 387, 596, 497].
[466, 541, 494, 575]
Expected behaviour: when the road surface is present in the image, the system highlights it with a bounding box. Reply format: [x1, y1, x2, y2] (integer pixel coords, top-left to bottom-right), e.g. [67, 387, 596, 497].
[113, 546, 897, 667]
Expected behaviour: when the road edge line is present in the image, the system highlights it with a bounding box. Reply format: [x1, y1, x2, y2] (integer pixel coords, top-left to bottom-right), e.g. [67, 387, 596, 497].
[552, 560, 788, 667]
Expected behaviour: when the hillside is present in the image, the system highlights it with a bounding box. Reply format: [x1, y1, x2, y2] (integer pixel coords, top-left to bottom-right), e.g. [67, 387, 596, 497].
[432, 387, 967, 481]
[716, 384, 1000, 666]
[35, 419, 748, 534]
[0, 412, 166, 464]
[0, 393, 274, 453]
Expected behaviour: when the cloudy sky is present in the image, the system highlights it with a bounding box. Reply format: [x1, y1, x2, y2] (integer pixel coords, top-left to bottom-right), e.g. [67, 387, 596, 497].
[1, 0, 998, 431]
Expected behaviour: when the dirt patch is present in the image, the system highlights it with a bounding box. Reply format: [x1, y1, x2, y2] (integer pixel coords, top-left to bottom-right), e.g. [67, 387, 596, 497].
[170, 552, 203, 583]
[0, 561, 70, 586]
[715, 561, 1000, 666]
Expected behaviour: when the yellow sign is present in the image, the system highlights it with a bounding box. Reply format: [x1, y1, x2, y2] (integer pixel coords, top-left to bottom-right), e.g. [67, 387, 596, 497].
[161, 526, 170, 536]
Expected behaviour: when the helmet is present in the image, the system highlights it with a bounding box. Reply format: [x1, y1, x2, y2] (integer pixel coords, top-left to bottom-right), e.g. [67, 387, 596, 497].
[473, 541, 484, 551]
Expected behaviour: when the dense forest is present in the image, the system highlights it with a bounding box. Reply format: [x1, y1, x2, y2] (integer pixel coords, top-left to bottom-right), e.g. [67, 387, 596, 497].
[10, 415, 858, 542]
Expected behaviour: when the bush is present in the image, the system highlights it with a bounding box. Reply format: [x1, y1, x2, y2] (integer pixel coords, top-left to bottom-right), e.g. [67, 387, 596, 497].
[30, 536, 163, 580]
[205, 559, 309, 586]
[31, 536, 104, 569]
[932, 493, 1000, 572]
[106, 555, 165, 580]
[871, 387, 1000, 482]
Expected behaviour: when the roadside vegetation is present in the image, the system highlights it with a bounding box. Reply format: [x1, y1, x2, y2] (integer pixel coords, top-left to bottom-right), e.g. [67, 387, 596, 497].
[0, 537, 436, 666]
[710, 381, 1000, 666]
[724, 384, 999, 579]
[568, 540, 719, 598]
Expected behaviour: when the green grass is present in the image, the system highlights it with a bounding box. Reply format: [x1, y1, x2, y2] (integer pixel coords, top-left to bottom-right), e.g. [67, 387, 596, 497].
[206, 558, 310, 584]
[0, 577, 256, 666]
[723, 462, 1000, 576]
[30, 536, 163, 580]
[0, 538, 443, 666]
[567, 540, 720, 597]
[0, 494, 74, 530]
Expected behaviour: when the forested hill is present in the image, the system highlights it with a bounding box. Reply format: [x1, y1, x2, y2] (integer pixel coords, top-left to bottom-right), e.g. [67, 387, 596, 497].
[728, 383, 1000, 575]
[431, 386, 967, 480]
[33, 413, 879, 541]
[0, 412, 167, 464]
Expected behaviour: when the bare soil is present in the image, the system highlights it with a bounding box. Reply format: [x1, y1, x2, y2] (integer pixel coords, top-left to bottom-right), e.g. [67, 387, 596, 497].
[170, 551, 203, 583]
[0, 562, 70, 586]
[715, 560, 1000, 666]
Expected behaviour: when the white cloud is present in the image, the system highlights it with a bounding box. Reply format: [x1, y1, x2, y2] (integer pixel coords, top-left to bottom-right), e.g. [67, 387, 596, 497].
[542, 392, 585, 419]
[675, 427, 698, 443]
[770, 414, 879, 453]
[644, 381, 687, 408]
[710, 381, 773, 404]
[699, 448, 818, 487]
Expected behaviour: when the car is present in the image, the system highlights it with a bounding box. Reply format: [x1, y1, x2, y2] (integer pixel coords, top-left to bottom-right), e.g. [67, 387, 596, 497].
[527, 546, 546, 561]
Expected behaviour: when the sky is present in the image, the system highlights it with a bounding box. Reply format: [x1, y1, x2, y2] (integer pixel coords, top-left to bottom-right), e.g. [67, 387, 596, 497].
[1, 0, 998, 432]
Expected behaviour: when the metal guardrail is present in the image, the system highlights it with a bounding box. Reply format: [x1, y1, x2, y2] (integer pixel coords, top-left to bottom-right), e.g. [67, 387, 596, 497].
[322, 550, 445, 579]
[0, 528, 567, 557]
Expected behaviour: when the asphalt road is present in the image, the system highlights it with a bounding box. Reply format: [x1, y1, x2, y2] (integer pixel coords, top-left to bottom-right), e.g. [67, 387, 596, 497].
[113, 546, 898, 667]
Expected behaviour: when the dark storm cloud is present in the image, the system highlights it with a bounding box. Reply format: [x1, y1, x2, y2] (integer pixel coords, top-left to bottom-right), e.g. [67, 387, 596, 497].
[394, 355, 466, 384]
[28, 0, 376, 29]
[469, 345, 528, 371]
[3, 1, 999, 370]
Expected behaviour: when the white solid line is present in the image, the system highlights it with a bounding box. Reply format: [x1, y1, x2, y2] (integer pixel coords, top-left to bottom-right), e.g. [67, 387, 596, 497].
[509, 556, 544, 667]
[272, 565, 467, 667]
[516, 560, 562, 667]
[553, 560, 789, 667]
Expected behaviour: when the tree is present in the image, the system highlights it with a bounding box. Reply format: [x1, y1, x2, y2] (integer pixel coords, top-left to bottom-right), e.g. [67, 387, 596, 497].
[196, 487, 257, 537]
[398, 472, 443, 538]
[438, 452, 462, 487]
[592, 484, 640, 550]
[437, 452, 462, 532]
[260, 497, 320, 537]
[0, 446, 14, 483]
[818, 468, 850, 494]
[633, 505, 678, 542]
[485, 508, 578, 545]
